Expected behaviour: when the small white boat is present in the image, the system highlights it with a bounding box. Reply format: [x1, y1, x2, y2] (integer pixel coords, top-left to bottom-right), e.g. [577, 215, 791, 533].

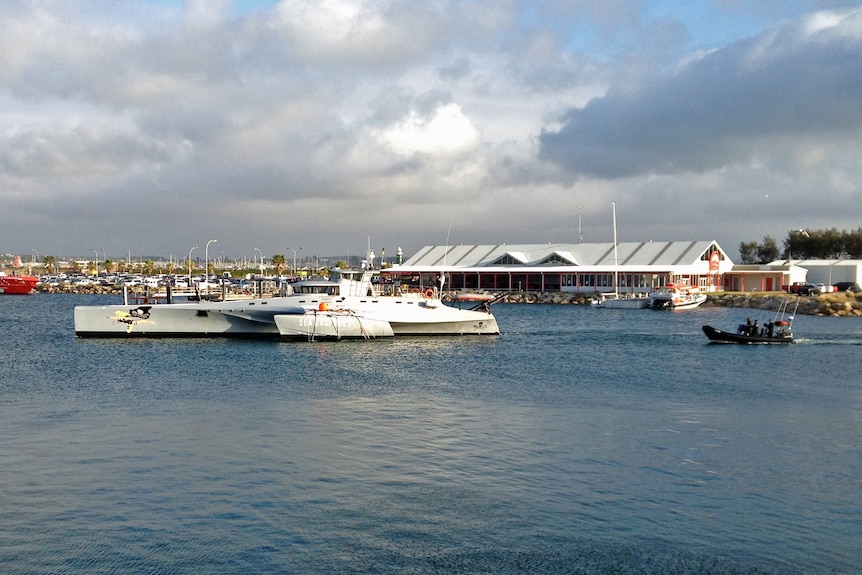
[650, 283, 707, 310]
[592, 293, 652, 309]
[274, 305, 394, 340]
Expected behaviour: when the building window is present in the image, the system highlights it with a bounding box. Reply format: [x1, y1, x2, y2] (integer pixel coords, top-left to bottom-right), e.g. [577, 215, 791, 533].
[491, 254, 525, 265]
[462, 273, 478, 289]
[511, 273, 527, 291]
[527, 274, 543, 291]
[596, 273, 613, 287]
[539, 254, 575, 265]
[544, 274, 561, 290]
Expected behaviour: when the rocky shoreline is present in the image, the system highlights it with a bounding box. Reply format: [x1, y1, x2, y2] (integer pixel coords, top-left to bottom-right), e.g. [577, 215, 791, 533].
[703, 293, 862, 317]
[32, 284, 862, 317]
[492, 291, 862, 316]
[475, 291, 862, 317]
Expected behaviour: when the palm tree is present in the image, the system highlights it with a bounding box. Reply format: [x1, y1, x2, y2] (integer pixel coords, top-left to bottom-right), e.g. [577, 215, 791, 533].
[43, 255, 57, 274]
[271, 254, 286, 276]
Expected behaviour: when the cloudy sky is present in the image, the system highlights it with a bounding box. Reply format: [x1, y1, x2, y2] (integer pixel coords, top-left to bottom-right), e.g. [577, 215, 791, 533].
[3, 0, 862, 263]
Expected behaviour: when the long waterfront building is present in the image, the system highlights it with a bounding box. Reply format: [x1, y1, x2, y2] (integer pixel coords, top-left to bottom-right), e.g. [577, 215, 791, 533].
[383, 241, 733, 294]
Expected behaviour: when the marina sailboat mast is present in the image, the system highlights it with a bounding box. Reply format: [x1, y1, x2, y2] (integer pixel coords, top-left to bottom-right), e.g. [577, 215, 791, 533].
[612, 202, 619, 295]
[439, 218, 453, 293]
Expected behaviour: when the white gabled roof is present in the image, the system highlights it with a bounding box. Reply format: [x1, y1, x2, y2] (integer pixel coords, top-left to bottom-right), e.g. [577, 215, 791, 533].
[397, 241, 729, 269]
[491, 251, 529, 264]
[539, 251, 579, 265]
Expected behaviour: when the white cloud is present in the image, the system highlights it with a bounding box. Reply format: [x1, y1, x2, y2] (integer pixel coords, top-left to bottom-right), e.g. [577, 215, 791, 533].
[379, 103, 479, 156]
[184, 0, 231, 28]
[270, 0, 397, 61]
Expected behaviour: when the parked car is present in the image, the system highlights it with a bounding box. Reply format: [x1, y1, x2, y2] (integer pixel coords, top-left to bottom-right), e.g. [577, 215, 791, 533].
[833, 281, 861, 293]
[788, 282, 819, 296]
[815, 283, 835, 294]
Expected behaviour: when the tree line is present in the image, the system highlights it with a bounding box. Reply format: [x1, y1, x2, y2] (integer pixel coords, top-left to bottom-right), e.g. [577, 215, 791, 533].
[20, 254, 343, 277]
[739, 228, 862, 264]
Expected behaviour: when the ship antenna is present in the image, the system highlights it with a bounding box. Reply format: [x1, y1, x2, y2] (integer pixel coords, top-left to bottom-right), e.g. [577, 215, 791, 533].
[440, 218, 452, 293]
[578, 205, 583, 243]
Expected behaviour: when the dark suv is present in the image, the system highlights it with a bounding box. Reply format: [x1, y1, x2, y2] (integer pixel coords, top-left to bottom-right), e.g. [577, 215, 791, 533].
[833, 282, 861, 293]
[788, 282, 819, 295]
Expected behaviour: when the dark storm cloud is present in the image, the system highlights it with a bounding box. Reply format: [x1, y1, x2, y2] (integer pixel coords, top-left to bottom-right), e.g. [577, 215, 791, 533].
[539, 9, 862, 178]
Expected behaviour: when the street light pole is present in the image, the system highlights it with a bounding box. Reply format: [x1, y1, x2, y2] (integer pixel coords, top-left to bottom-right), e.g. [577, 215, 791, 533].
[205, 239, 217, 291]
[254, 248, 263, 275]
[92, 249, 99, 277]
[290, 246, 303, 277]
[188, 246, 198, 286]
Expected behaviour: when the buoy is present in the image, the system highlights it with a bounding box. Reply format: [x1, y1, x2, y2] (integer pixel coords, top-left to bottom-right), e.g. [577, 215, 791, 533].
[319, 302, 328, 311]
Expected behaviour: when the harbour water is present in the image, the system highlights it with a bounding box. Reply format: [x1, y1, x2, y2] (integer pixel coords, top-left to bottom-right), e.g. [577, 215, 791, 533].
[2, 294, 860, 574]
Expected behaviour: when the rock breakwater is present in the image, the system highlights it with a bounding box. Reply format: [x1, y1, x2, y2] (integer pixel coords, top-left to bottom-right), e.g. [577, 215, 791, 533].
[465, 291, 862, 316]
[487, 292, 594, 305]
[705, 293, 862, 317]
[36, 284, 122, 295]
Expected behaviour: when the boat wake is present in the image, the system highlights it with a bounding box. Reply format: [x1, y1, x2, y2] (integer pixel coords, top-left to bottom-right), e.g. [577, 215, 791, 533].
[793, 337, 862, 346]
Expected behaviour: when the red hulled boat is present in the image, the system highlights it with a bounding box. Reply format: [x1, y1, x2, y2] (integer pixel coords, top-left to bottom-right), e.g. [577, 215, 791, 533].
[0, 272, 39, 294]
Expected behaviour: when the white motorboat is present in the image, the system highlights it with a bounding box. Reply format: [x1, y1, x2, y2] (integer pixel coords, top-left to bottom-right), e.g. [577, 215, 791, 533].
[649, 283, 707, 310]
[74, 266, 499, 338]
[592, 293, 653, 309]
